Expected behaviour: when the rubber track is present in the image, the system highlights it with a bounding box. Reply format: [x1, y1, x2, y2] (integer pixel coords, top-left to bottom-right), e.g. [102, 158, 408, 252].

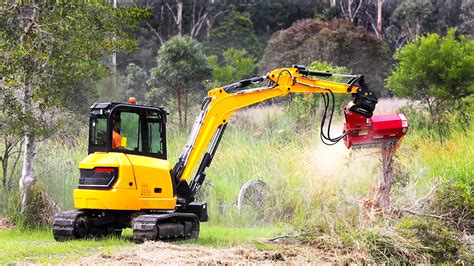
[52, 210, 85, 241]
[132, 213, 199, 243]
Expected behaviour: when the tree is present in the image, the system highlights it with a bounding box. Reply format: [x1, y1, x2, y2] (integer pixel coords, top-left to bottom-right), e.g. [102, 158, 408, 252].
[148, 36, 211, 128]
[237, 1, 319, 45]
[386, 29, 474, 138]
[384, 0, 438, 49]
[205, 11, 261, 58]
[339, 0, 364, 23]
[0, 84, 23, 194]
[124, 63, 149, 103]
[384, 0, 467, 50]
[260, 19, 390, 95]
[459, 0, 474, 36]
[207, 48, 256, 88]
[0, 2, 146, 217]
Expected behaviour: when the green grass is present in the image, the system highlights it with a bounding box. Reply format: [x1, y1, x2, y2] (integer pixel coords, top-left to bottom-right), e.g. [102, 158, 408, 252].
[0, 224, 281, 264]
[0, 228, 128, 264]
[194, 223, 282, 247]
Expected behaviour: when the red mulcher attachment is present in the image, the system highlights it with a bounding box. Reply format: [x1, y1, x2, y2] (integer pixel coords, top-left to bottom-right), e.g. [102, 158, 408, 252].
[343, 108, 409, 149]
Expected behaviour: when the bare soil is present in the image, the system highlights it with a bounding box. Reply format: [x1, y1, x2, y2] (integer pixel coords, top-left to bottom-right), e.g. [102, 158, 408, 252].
[82, 241, 333, 264]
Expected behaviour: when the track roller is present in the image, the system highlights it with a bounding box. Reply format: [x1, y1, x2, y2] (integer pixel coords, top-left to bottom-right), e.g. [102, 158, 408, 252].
[132, 213, 199, 243]
[53, 210, 124, 241]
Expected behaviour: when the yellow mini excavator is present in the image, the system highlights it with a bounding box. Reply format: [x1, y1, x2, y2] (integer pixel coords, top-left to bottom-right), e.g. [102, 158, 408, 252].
[53, 65, 408, 242]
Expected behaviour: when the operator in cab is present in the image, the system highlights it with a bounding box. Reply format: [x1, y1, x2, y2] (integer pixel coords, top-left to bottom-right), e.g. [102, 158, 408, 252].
[112, 116, 123, 149]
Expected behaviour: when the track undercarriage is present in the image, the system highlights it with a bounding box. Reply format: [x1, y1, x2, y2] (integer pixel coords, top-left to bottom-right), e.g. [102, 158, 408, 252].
[53, 210, 200, 243]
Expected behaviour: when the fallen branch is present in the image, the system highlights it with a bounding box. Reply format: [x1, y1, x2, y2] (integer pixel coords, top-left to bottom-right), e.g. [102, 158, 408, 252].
[269, 234, 302, 242]
[396, 208, 456, 221]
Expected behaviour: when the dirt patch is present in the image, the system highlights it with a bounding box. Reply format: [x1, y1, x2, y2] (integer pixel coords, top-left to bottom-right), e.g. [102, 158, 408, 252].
[0, 218, 13, 229]
[82, 241, 329, 264]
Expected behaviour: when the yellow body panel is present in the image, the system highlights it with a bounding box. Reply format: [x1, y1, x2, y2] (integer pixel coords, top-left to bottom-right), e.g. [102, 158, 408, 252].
[74, 152, 176, 211]
[74, 189, 176, 210]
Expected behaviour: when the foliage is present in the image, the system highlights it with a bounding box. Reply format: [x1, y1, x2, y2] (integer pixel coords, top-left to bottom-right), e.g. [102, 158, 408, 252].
[123, 63, 149, 103]
[260, 19, 390, 95]
[148, 36, 211, 127]
[384, 0, 469, 49]
[431, 181, 473, 229]
[459, 0, 474, 36]
[0, 2, 148, 113]
[237, 1, 320, 45]
[386, 29, 473, 139]
[385, 0, 440, 49]
[396, 217, 464, 262]
[207, 48, 256, 88]
[205, 11, 262, 58]
[0, 1, 148, 220]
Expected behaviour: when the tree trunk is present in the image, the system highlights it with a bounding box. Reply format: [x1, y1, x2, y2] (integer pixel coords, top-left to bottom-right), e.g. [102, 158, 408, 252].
[184, 91, 188, 127]
[375, 143, 395, 213]
[1, 151, 8, 192]
[8, 146, 22, 191]
[19, 81, 36, 215]
[191, 0, 195, 35]
[176, 0, 183, 38]
[176, 88, 183, 128]
[376, 0, 383, 39]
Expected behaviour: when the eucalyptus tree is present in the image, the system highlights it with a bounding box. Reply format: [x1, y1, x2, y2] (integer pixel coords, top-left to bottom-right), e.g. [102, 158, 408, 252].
[0, 2, 147, 218]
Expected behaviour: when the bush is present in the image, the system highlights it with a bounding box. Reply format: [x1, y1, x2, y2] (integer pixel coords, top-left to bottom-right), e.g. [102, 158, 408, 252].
[386, 29, 473, 140]
[6, 182, 59, 228]
[431, 181, 473, 229]
[396, 217, 466, 262]
[260, 19, 390, 95]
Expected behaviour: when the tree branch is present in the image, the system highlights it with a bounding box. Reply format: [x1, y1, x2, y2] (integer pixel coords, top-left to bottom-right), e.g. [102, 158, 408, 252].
[165, 2, 178, 24]
[145, 22, 163, 45]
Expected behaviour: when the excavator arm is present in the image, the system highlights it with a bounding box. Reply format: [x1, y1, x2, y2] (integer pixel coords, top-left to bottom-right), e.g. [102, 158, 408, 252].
[171, 65, 388, 203]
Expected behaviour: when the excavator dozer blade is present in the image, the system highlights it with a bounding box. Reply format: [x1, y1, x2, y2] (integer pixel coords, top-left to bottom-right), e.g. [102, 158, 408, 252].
[343, 109, 408, 149]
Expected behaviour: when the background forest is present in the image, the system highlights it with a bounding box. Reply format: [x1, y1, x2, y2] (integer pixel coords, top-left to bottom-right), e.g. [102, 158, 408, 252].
[0, 0, 473, 264]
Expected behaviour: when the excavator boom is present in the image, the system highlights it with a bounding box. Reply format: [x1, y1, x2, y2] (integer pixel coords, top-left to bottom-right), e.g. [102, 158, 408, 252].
[172, 66, 406, 203]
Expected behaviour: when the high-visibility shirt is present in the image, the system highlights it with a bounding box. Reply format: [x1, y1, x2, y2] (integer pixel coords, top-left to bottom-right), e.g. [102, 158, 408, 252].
[112, 130, 122, 149]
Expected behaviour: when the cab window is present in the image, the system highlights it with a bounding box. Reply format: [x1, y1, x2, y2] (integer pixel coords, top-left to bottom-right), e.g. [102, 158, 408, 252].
[119, 112, 141, 151]
[113, 110, 165, 157]
[89, 117, 108, 149]
[146, 112, 164, 154]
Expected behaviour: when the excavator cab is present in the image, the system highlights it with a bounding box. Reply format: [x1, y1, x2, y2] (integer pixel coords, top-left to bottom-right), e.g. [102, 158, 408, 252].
[88, 102, 167, 158]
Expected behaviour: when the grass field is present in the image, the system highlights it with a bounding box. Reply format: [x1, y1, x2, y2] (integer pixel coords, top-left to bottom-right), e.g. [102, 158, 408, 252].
[0, 224, 282, 264]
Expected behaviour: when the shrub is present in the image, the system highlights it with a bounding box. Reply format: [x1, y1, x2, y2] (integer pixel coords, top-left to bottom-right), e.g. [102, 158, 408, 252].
[431, 181, 473, 229]
[396, 217, 465, 262]
[260, 19, 390, 95]
[6, 182, 59, 228]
